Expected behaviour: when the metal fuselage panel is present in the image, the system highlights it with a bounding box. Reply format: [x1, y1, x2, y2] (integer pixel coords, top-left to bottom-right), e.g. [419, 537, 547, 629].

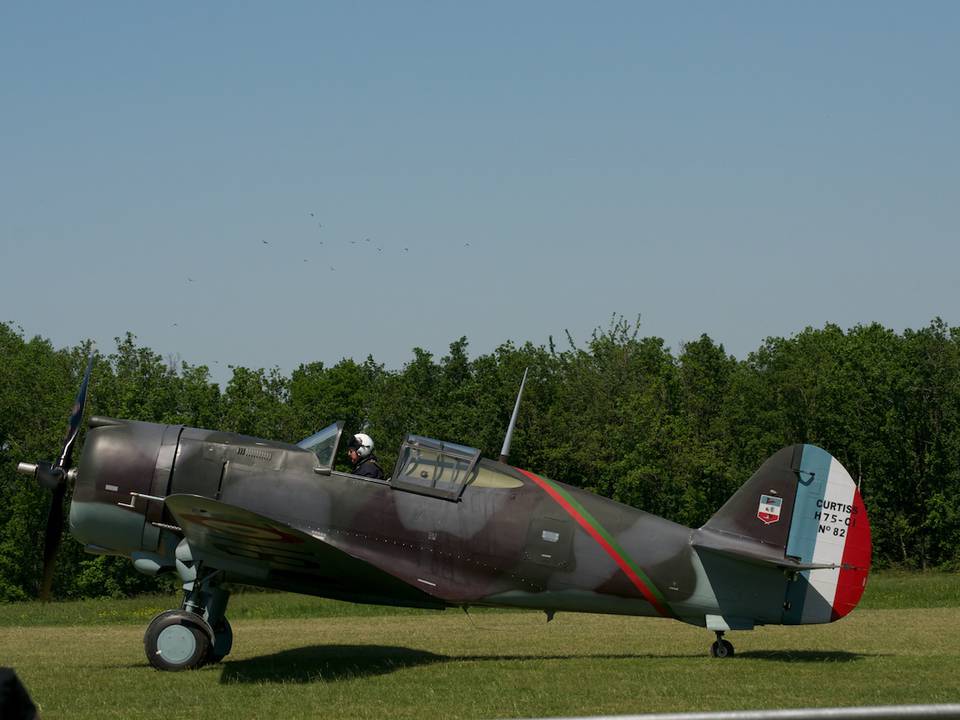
[172, 441, 709, 619]
[71, 419, 731, 623]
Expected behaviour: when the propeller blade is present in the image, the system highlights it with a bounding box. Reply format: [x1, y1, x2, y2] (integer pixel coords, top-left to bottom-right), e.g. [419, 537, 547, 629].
[57, 354, 94, 470]
[40, 482, 67, 601]
[35, 353, 93, 601]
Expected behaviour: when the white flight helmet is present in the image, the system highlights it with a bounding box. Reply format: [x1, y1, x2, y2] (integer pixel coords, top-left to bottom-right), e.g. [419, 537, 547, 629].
[347, 432, 374, 459]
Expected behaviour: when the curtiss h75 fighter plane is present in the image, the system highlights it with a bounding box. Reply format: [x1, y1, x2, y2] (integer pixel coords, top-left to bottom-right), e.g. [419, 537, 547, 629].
[18, 360, 871, 671]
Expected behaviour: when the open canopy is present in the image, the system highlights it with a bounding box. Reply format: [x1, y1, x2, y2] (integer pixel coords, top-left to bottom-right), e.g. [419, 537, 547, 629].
[296, 422, 482, 500]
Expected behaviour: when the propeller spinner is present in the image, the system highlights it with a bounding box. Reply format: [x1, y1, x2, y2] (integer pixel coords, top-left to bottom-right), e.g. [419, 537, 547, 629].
[16, 354, 94, 600]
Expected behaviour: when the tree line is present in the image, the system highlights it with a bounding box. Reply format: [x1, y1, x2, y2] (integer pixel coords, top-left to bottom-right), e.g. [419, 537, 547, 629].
[1, 316, 957, 601]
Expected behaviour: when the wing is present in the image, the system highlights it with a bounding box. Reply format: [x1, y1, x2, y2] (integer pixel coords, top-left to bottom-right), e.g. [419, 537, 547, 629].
[164, 494, 442, 608]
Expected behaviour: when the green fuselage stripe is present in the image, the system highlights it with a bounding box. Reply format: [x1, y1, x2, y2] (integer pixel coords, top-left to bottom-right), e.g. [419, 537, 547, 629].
[518, 469, 675, 618]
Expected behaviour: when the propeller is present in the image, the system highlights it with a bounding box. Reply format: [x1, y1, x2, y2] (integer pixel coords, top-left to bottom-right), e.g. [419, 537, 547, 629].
[17, 354, 94, 601]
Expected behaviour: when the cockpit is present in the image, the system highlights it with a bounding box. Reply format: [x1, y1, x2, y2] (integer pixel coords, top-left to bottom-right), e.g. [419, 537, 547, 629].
[296, 422, 484, 501]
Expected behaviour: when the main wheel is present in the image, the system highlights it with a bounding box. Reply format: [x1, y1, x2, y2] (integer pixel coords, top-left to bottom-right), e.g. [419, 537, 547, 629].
[144, 610, 212, 671]
[205, 617, 233, 665]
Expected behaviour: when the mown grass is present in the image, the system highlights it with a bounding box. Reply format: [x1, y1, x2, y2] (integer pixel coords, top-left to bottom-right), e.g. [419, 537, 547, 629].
[1, 570, 955, 628]
[856, 569, 960, 609]
[1, 572, 958, 719]
[0, 589, 437, 628]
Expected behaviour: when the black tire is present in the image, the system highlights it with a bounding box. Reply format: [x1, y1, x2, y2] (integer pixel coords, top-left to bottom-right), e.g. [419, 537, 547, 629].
[144, 610, 212, 671]
[205, 617, 233, 665]
[711, 639, 734, 659]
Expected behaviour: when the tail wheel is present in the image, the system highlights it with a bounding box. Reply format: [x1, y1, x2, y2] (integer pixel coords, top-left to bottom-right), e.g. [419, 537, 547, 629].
[144, 610, 212, 671]
[710, 639, 735, 658]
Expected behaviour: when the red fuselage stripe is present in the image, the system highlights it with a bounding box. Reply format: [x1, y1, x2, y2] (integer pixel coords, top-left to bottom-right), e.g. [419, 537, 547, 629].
[517, 468, 672, 617]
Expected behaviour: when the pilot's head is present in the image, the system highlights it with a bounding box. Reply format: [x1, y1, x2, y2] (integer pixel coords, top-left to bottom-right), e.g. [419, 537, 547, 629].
[347, 432, 374, 465]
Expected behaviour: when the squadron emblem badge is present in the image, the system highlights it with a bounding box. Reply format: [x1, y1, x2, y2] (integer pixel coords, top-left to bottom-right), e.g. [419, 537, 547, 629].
[757, 494, 783, 525]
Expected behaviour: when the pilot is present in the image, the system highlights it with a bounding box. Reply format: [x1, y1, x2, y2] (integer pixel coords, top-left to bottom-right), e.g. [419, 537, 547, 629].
[346, 432, 385, 479]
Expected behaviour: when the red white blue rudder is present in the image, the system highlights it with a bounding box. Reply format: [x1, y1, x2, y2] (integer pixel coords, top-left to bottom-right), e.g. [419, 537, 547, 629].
[782, 445, 871, 623]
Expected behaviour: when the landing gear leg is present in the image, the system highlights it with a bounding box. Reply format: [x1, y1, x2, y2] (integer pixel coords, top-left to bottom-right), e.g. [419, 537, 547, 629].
[182, 570, 233, 665]
[144, 542, 233, 671]
[709, 631, 734, 658]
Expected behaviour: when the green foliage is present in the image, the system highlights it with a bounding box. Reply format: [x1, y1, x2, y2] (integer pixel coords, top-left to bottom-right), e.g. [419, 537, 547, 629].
[221, 366, 291, 439]
[2, 315, 959, 602]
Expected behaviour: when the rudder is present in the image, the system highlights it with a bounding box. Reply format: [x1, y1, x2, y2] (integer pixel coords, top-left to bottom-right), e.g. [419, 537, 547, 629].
[781, 445, 871, 623]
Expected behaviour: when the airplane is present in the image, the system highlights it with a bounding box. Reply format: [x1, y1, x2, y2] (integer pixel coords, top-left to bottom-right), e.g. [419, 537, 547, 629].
[16, 359, 871, 671]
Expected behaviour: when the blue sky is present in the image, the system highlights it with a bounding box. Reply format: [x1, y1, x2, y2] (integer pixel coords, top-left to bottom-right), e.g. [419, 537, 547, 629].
[2, 2, 957, 385]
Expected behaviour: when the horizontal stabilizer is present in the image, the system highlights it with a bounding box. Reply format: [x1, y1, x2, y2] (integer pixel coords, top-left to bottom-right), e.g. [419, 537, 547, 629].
[692, 529, 845, 572]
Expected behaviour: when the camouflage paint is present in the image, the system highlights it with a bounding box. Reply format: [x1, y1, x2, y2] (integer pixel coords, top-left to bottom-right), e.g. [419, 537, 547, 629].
[516, 468, 675, 618]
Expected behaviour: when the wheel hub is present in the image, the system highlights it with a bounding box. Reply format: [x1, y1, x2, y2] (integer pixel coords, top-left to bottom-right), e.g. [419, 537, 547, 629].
[155, 624, 198, 665]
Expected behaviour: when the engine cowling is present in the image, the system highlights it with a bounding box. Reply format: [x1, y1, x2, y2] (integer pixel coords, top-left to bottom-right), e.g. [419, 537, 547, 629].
[70, 417, 181, 557]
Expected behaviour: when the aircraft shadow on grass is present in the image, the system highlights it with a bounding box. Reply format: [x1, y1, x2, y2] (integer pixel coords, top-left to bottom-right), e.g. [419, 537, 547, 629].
[736, 650, 868, 663]
[218, 645, 868, 684]
[220, 645, 665, 684]
[219, 645, 441, 683]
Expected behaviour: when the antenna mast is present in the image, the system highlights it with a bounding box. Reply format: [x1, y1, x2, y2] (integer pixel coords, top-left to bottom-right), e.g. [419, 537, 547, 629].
[499, 368, 528, 464]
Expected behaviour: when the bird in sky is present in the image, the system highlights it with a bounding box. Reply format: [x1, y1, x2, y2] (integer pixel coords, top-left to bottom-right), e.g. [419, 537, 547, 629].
[262, 240, 269, 245]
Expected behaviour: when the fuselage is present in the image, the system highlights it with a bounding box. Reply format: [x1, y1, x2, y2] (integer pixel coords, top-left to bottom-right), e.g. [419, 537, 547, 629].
[69, 417, 796, 629]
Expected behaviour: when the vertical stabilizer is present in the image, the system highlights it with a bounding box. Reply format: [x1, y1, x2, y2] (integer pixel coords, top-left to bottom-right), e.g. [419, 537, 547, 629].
[700, 444, 871, 624]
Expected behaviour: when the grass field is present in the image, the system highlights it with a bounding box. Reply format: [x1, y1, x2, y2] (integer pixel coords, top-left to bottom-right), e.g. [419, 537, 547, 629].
[2, 571, 958, 719]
